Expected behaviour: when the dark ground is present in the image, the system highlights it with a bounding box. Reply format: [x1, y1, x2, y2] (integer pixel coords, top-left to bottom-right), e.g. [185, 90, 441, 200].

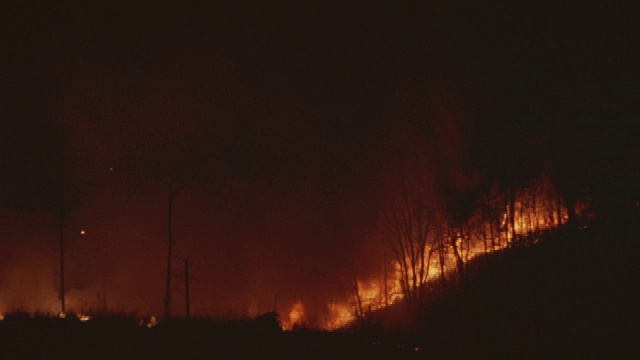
[0, 314, 424, 359]
[413, 204, 640, 358]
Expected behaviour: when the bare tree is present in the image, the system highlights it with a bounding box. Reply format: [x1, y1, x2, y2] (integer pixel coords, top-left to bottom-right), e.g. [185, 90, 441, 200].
[380, 181, 439, 303]
[351, 274, 364, 319]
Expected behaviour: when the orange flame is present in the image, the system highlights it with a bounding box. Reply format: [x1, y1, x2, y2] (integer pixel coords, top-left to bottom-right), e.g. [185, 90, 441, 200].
[287, 177, 571, 330]
[282, 301, 304, 330]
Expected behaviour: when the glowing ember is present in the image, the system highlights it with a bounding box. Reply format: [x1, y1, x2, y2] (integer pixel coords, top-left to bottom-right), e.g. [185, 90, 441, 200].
[77, 314, 91, 322]
[58, 312, 66, 319]
[146, 315, 158, 328]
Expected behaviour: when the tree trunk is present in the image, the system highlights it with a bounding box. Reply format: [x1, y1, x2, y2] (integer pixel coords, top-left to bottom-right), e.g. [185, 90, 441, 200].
[352, 274, 363, 318]
[450, 225, 464, 280]
[508, 188, 516, 247]
[438, 235, 447, 287]
[481, 203, 488, 253]
[556, 192, 563, 227]
[383, 250, 389, 307]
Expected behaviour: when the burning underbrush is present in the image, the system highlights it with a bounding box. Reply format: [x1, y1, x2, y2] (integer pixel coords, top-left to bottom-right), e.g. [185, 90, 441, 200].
[0, 199, 631, 359]
[281, 176, 584, 330]
[0, 175, 592, 334]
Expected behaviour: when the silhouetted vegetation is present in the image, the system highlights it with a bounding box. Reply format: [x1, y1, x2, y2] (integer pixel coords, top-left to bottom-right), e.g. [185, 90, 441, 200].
[0, 312, 424, 359]
[351, 204, 640, 358]
[3, 207, 637, 358]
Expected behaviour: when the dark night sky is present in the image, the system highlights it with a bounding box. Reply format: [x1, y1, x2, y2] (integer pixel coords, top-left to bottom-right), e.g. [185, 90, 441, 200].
[1, 1, 637, 320]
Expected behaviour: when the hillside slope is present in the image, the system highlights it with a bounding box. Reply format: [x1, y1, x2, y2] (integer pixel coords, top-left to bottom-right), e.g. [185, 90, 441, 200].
[415, 210, 639, 358]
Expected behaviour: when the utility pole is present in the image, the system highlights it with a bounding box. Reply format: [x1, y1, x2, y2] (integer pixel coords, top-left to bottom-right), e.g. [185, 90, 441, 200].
[59, 202, 66, 314]
[185, 258, 190, 319]
[164, 184, 175, 319]
[164, 178, 195, 319]
[101, 276, 107, 313]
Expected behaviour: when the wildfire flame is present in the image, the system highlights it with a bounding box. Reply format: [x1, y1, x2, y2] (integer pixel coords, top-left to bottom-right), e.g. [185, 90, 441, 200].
[325, 302, 354, 330]
[287, 177, 574, 330]
[146, 315, 158, 328]
[282, 301, 304, 330]
[0, 176, 581, 332]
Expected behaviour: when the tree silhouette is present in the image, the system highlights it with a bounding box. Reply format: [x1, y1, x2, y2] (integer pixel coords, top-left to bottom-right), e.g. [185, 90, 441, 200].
[380, 176, 440, 303]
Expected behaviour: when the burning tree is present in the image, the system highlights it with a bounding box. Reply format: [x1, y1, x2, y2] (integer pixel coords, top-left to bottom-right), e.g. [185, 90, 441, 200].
[380, 178, 441, 304]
